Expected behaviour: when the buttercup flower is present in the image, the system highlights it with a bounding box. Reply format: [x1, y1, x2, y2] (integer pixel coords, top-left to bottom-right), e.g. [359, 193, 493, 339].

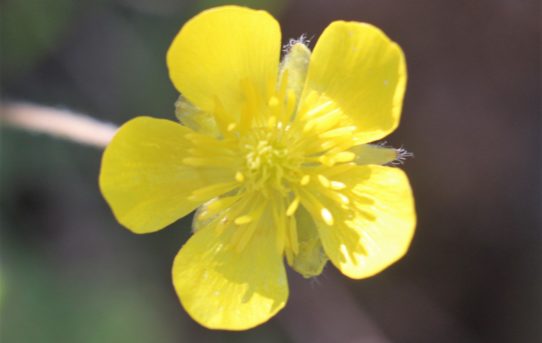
[99, 6, 416, 330]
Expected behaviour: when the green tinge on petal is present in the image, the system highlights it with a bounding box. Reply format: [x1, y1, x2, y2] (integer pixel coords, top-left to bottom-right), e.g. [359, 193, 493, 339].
[289, 206, 328, 278]
[175, 95, 220, 137]
[351, 144, 398, 165]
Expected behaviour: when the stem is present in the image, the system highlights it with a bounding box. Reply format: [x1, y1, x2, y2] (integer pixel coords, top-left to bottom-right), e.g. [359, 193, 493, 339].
[0, 102, 118, 148]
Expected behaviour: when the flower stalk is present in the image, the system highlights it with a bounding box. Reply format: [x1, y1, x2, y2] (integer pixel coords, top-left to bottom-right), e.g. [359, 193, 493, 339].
[0, 102, 117, 148]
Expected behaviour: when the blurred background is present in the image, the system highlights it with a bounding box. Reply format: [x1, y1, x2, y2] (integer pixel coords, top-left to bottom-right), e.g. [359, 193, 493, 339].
[0, 0, 540, 342]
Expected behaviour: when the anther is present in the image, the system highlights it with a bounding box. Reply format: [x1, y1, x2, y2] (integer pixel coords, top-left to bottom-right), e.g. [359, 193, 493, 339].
[234, 215, 253, 225]
[330, 181, 346, 190]
[305, 100, 333, 117]
[227, 122, 237, 132]
[334, 151, 356, 163]
[338, 193, 350, 205]
[320, 208, 334, 226]
[319, 155, 336, 167]
[268, 96, 280, 107]
[303, 120, 316, 133]
[235, 171, 245, 182]
[286, 196, 300, 216]
[317, 174, 331, 188]
[300, 174, 311, 186]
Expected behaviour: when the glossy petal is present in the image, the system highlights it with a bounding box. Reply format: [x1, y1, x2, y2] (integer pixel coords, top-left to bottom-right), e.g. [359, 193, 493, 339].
[172, 219, 288, 330]
[167, 6, 281, 120]
[303, 21, 407, 143]
[99, 117, 235, 233]
[316, 165, 416, 279]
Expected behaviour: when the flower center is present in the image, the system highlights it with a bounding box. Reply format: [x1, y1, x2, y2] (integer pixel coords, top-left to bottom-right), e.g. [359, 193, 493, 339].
[239, 127, 301, 194]
[245, 139, 284, 171]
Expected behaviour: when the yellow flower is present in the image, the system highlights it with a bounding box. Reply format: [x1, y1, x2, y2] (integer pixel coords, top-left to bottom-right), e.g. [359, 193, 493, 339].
[99, 6, 415, 330]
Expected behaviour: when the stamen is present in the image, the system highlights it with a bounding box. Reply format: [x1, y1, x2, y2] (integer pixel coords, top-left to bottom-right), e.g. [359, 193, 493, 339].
[227, 122, 237, 132]
[317, 174, 331, 188]
[206, 196, 239, 213]
[286, 196, 300, 216]
[320, 207, 334, 226]
[235, 171, 245, 182]
[330, 181, 346, 190]
[268, 96, 280, 108]
[320, 139, 339, 151]
[234, 215, 253, 225]
[319, 155, 336, 167]
[309, 108, 342, 133]
[319, 150, 356, 167]
[305, 100, 333, 117]
[337, 193, 350, 205]
[300, 174, 311, 185]
[325, 191, 351, 207]
[303, 119, 316, 133]
[231, 201, 266, 253]
[334, 151, 356, 163]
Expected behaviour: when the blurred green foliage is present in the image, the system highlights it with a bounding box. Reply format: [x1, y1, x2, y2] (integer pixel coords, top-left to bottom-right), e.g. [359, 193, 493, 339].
[1, 252, 174, 343]
[0, 0, 75, 79]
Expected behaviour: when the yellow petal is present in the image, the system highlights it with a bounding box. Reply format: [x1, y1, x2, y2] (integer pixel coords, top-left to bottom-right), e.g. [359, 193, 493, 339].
[167, 6, 281, 120]
[289, 206, 328, 278]
[315, 165, 416, 279]
[99, 117, 236, 234]
[172, 220, 288, 330]
[303, 21, 407, 143]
